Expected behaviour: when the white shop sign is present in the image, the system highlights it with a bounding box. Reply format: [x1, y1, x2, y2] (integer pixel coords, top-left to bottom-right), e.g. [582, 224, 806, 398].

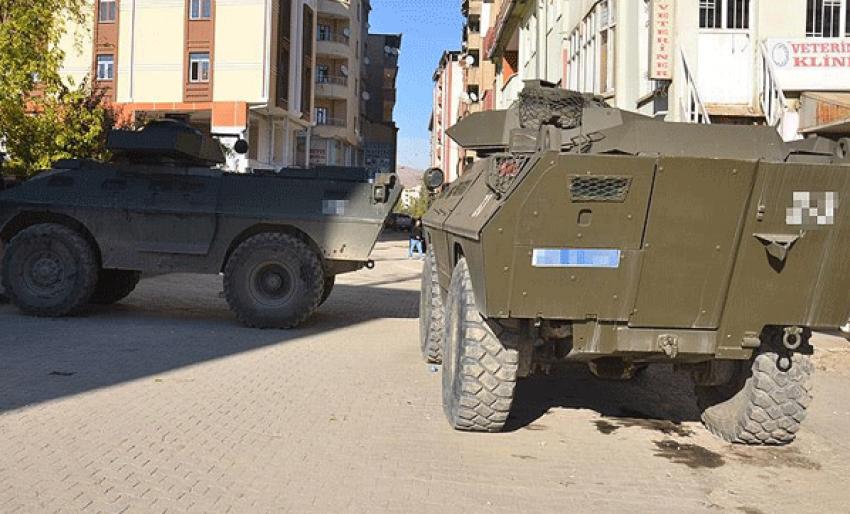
[765, 38, 850, 91]
[650, 0, 676, 80]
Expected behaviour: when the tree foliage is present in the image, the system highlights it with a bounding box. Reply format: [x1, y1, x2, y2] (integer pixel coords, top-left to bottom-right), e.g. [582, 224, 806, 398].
[0, 0, 119, 175]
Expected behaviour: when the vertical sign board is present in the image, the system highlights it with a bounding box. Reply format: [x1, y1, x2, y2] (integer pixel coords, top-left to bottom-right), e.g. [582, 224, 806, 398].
[764, 39, 850, 91]
[650, 0, 675, 80]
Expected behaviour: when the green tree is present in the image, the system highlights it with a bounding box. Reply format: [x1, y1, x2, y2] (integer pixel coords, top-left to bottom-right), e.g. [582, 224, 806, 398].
[0, 0, 118, 175]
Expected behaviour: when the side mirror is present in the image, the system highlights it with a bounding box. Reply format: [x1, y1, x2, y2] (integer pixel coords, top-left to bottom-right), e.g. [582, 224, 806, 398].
[233, 139, 249, 155]
[424, 167, 445, 191]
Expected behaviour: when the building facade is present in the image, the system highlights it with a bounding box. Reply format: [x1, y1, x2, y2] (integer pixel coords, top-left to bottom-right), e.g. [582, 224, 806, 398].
[362, 33, 401, 175]
[60, 0, 320, 172]
[430, 51, 464, 183]
[58, 0, 385, 172]
[482, 0, 850, 141]
[312, 0, 371, 166]
[460, 0, 498, 116]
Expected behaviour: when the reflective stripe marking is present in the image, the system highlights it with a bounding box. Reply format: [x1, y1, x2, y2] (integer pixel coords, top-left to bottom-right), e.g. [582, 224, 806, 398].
[322, 199, 348, 216]
[531, 248, 621, 268]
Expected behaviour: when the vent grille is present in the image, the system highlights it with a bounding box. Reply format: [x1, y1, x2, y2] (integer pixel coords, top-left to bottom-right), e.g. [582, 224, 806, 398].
[570, 175, 631, 202]
[487, 155, 530, 195]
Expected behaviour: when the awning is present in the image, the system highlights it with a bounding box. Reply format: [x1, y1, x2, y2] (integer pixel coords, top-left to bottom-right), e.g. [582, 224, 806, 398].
[799, 117, 850, 137]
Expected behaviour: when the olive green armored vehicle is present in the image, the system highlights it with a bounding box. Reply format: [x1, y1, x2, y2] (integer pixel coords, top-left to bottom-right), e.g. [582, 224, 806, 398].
[419, 82, 850, 445]
[0, 120, 400, 328]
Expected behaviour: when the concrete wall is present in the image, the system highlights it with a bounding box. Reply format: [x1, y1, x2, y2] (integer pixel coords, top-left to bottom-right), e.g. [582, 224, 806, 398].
[214, 0, 266, 103]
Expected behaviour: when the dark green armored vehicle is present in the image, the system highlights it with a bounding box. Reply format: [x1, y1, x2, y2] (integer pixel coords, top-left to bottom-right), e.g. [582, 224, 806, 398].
[0, 120, 400, 328]
[419, 82, 850, 445]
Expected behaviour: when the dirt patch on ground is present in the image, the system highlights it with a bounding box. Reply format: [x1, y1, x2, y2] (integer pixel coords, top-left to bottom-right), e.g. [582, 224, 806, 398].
[729, 446, 822, 471]
[652, 439, 725, 469]
[812, 348, 850, 376]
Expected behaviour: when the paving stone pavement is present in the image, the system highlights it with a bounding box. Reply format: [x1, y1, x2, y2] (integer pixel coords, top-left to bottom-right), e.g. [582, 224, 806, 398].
[1, 237, 850, 513]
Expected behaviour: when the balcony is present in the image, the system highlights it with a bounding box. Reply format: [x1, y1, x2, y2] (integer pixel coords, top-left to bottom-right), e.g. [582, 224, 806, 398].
[318, 0, 351, 19]
[316, 116, 346, 127]
[315, 75, 350, 99]
[317, 31, 352, 58]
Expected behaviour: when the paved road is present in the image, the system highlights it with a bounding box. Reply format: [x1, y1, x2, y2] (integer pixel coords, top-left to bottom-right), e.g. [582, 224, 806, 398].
[1, 238, 850, 513]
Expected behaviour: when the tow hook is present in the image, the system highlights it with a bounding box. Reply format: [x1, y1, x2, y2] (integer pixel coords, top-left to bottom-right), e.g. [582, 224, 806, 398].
[365, 260, 375, 270]
[782, 326, 803, 351]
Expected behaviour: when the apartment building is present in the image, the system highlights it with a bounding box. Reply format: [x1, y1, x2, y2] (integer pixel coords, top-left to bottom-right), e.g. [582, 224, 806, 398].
[483, 0, 850, 141]
[362, 33, 401, 175]
[311, 0, 370, 166]
[430, 51, 464, 183]
[460, 0, 498, 116]
[59, 0, 320, 172]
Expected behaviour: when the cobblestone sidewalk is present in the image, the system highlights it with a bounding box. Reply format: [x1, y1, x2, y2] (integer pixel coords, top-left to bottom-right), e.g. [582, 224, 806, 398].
[1, 239, 849, 513]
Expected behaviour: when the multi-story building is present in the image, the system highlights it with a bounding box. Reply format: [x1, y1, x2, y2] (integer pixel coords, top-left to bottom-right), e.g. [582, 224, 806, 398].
[430, 51, 464, 183]
[311, 0, 370, 167]
[362, 33, 401, 175]
[460, 0, 498, 116]
[59, 0, 320, 172]
[483, 0, 850, 141]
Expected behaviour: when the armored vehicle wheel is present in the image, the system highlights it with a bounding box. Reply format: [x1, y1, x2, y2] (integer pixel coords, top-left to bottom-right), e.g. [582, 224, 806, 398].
[442, 258, 518, 432]
[696, 350, 813, 445]
[2, 223, 98, 317]
[90, 269, 141, 305]
[224, 232, 323, 329]
[419, 246, 444, 363]
[319, 275, 335, 306]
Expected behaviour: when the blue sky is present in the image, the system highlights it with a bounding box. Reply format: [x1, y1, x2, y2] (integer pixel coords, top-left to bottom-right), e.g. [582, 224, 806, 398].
[369, 0, 463, 169]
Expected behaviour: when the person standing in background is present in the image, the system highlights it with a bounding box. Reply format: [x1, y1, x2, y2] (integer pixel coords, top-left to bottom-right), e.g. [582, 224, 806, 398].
[409, 219, 424, 259]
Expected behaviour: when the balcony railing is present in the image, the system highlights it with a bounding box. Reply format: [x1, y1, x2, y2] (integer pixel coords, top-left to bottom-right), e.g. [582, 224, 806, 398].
[316, 117, 346, 127]
[317, 31, 350, 45]
[317, 75, 348, 86]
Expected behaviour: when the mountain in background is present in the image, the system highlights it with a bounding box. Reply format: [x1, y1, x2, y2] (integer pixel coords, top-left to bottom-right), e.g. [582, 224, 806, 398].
[396, 166, 424, 188]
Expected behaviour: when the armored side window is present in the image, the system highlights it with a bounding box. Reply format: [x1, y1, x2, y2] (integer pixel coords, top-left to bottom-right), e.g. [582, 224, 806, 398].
[189, 52, 210, 83]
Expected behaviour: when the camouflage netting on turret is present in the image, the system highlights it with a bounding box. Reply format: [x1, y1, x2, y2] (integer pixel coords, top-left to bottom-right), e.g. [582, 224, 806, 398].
[517, 87, 608, 130]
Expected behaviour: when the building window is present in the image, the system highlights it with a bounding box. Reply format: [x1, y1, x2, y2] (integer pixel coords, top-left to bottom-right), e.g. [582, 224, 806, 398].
[248, 122, 259, 160]
[318, 24, 331, 41]
[189, 0, 211, 20]
[96, 55, 114, 81]
[564, 0, 616, 95]
[315, 107, 329, 124]
[98, 0, 116, 23]
[302, 5, 314, 118]
[468, 15, 480, 33]
[700, 0, 750, 29]
[189, 52, 210, 82]
[317, 64, 329, 83]
[277, 0, 292, 108]
[806, 0, 849, 37]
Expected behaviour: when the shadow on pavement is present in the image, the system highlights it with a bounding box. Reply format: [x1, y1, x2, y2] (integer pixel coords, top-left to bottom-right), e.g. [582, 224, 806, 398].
[504, 363, 702, 432]
[0, 281, 419, 414]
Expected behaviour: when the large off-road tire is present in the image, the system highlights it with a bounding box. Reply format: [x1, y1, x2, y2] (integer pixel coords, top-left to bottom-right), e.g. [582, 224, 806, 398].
[319, 275, 335, 306]
[90, 269, 141, 305]
[442, 258, 518, 432]
[696, 352, 814, 445]
[223, 232, 323, 329]
[418, 246, 444, 363]
[2, 223, 98, 317]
